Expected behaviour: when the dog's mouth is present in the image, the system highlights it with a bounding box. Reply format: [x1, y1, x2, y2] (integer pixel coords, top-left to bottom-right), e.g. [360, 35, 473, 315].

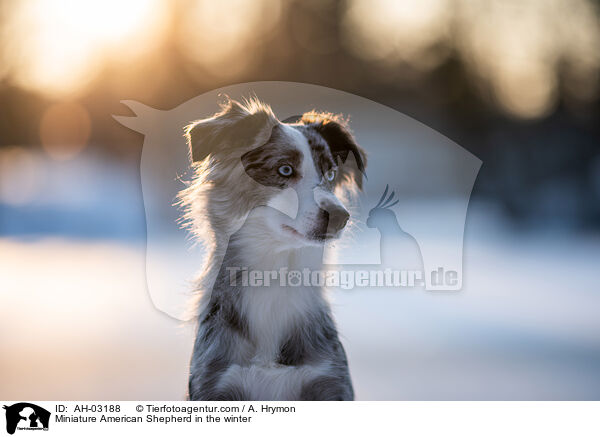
[282, 224, 303, 238]
[281, 224, 337, 242]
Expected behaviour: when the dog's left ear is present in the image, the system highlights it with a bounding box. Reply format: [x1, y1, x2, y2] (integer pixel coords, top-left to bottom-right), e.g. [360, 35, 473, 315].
[300, 112, 367, 190]
[185, 97, 278, 164]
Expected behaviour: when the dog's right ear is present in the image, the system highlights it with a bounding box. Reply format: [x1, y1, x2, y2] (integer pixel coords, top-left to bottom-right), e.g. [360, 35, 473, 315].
[185, 98, 278, 163]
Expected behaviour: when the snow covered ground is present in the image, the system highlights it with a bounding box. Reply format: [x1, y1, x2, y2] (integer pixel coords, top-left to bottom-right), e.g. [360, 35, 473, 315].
[2, 217, 599, 400]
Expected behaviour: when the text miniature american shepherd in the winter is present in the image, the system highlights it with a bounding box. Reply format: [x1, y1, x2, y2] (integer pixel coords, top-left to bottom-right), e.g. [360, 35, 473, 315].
[179, 97, 366, 400]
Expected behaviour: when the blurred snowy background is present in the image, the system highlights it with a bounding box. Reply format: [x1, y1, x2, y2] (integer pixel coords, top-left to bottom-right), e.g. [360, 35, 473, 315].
[1, 0, 600, 399]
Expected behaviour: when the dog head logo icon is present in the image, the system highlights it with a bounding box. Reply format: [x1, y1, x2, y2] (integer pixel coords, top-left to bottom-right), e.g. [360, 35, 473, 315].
[3, 403, 50, 435]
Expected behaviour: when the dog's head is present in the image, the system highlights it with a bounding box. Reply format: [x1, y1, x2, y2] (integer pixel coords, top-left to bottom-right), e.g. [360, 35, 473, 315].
[180, 97, 366, 251]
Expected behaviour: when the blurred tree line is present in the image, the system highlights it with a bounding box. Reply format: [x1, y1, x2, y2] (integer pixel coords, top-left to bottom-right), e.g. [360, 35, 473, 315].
[0, 0, 599, 229]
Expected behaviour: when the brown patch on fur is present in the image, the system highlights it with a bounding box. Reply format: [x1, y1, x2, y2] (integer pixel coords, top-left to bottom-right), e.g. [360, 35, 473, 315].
[240, 124, 303, 188]
[299, 126, 336, 183]
[298, 111, 367, 190]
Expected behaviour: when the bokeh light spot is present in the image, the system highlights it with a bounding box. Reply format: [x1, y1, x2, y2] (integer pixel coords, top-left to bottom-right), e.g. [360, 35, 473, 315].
[40, 102, 92, 161]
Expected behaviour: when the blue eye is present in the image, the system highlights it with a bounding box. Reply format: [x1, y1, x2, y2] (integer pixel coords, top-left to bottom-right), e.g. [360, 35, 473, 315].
[278, 165, 293, 177]
[325, 169, 336, 182]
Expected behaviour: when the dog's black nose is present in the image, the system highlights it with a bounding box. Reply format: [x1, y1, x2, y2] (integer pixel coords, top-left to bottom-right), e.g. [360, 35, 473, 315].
[331, 207, 350, 231]
[324, 206, 350, 234]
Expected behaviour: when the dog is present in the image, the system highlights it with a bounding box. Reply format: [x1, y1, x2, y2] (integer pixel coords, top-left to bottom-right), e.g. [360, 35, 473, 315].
[179, 97, 366, 400]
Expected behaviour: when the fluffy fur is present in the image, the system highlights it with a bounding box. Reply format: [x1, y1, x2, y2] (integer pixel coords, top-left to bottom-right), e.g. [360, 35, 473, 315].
[179, 97, 366, 400]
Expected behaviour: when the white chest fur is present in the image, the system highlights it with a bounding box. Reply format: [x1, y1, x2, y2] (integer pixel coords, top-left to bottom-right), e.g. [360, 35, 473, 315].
[240, 282, 321, 362]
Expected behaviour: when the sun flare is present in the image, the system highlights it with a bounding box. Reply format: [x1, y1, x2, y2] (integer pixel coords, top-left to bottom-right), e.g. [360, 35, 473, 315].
[3, 0, 167, 97]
